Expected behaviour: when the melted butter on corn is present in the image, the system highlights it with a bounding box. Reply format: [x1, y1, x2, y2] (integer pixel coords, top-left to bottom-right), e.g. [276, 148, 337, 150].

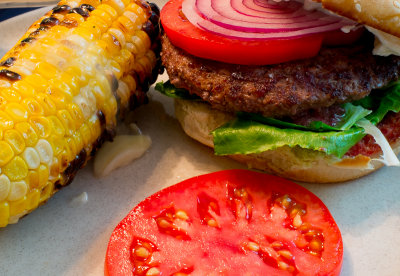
[0, 0, 161, 226]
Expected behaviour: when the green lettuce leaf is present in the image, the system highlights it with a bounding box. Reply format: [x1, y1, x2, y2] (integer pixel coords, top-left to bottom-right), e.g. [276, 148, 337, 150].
[366, 84, 400, 125]
[212, 119, 365, 158]
[239, 102, 371, 132]
[155, 81, 201, 100]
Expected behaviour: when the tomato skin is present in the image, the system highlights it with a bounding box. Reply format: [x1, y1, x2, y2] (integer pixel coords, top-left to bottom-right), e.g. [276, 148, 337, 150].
[105, 170, 343, 276]
[160, 0, 325, 65]
[323, 27, 365, 46]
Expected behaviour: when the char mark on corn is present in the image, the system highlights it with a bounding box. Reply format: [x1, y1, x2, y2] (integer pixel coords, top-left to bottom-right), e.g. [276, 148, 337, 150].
[0, 0, 162, 227]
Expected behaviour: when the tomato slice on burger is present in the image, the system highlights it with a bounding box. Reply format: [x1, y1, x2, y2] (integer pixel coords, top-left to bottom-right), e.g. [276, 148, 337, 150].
[105, 170, 343, 275]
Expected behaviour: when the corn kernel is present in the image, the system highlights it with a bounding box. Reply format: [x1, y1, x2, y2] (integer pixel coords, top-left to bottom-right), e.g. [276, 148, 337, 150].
[59, 150, 70, 172]
[108, 28, 126, 47]
[57, 109, 75, 136]
[7, 180, 28, 201]
[1, 88, 22, 103]
[101, 32, 121, 56]
[15, 122, 38, 147]
[66, 65, 87, 87]
[36, 93, 57, 116]
[22, 147, 40, 169]
[108, 60, 122, 80]
[122, 74, 136, 92]
[24, 74, 47, 91]
[68, 103, 85, 130]
[89, 79, 107, 108]
[35, 61, 58, 80]
[73, 26, 95, 41]
[73, 131, 84, 153]
[5, 102, 28, 123]
[117, 80, 130, 106]
[115, 12, 139, 34]
[48, 115, 66, 137]
[40, 182, 54, 203]
[132, 30, 151, 56]
[30, 116, 51, 138]
[0, 110, 14, 130]
[102, 0, 125, 15]
[80, 123, 91, 146]
[74, 94, 91, 120]
[0, 80, 11, 89]
[88, 114, 102, 139]
[66, 137, 77, 157]
[58, 72, 80, 96]
[0, 175, 11, 201]
[4, 156, 28, 181]
[87, 16, 109, 33]
[80, 21, 102, 40]
[90, 8, 113, 28]
[4, 129, 25, 154]
[61, 13, 85, 27]
[22, 98, 44, 116]
[27, 189, 40, 210]
[27, 170, 39, 189]
[49, 135, 66, 156]
[0, 202, 9, 227]
[46, 87, 70, 110]
[0, 141, 14, 167]
[38, 164, 49, 189]
[97, 3, 118, 21]
[126, 3, 146, 23]
[35, 139, 53, 165]
[49, 157, 60, 179]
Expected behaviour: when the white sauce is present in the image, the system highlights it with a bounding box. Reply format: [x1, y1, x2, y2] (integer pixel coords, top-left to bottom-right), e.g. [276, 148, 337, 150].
[70, 192, 89, 206]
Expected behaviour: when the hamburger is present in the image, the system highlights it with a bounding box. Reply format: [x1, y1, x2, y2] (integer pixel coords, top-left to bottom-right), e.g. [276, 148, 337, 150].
[157, 0, 400, 183]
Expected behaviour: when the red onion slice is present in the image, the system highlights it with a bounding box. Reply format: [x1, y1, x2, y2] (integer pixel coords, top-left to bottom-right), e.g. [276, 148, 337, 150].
[182, 0, 355, 40]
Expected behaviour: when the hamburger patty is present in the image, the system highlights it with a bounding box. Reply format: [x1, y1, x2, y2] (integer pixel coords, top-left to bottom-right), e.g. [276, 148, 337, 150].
[161, 35, 400, 117]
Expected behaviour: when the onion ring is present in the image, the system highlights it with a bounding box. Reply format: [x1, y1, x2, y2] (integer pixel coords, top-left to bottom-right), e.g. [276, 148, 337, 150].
[182, 0, 355, 40]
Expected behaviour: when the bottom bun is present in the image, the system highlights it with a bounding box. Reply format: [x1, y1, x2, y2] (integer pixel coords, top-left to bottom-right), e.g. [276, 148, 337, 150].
[175, 99, 400, 183]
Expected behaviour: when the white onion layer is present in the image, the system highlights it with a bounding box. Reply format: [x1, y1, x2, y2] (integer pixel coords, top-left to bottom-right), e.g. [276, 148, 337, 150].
[182, 0, 355, 40]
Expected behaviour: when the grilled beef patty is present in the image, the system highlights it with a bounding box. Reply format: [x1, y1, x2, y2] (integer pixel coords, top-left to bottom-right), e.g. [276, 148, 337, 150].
[161, 35, 400, 118]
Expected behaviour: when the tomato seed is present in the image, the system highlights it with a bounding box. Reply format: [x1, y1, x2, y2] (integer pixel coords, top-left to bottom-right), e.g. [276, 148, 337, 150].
[175, 210, 189, 220]
[158, 219, 171, 228]
[293, 213, 303, 228]
[247, 242, 260, 252]
[207, 219, 218, 227]
[278, 250, 293, 260]
[145, 267, 160, 276]
[271, 241, 283, 249]
[278, 261, 290, 270]
[135, 247, 150, 259]
[309, 240, 323, 252]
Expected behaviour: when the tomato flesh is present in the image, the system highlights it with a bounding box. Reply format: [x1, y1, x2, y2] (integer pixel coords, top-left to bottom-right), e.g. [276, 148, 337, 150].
[105, 170, 343, 276]
[160, 0, 325, 65]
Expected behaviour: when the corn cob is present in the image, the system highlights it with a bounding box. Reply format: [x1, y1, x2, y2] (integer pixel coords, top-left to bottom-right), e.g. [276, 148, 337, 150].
[0, 0, 162, 227]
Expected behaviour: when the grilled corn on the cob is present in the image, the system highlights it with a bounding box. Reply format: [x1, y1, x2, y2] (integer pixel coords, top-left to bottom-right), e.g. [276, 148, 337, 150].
[0, 0, 161, 227]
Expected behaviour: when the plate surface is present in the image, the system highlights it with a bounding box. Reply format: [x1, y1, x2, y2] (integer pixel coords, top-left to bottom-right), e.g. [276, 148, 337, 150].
[1, 2, 400, 275]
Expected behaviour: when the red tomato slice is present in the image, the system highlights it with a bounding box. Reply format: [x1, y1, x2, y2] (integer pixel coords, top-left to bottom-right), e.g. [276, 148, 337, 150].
[105, 170, 343, 276]
[323, 27, 365, 46]
[160, 0, 325, 65]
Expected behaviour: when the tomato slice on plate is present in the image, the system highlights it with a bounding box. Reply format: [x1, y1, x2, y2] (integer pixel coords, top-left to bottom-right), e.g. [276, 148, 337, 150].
[160, 0, 324, 65]
[105, 170, 343, 276]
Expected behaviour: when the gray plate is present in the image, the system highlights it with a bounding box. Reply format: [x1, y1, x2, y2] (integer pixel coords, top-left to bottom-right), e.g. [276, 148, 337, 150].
[0, 2, 400, 275]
